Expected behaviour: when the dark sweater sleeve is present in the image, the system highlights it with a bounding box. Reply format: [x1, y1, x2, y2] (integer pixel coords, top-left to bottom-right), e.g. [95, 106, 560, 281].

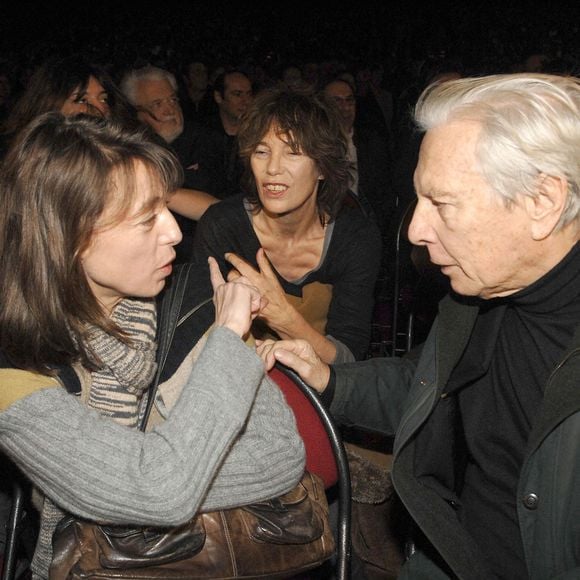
[330, 354, 417, 436]
[192, 195, 260, 278]
[322, 210, 383, 360]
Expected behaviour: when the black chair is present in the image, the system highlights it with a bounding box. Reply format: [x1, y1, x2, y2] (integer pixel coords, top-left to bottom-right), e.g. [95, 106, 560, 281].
[390, 198, 418, 356]
[1, 456, 36, 580]
[273, 363, 352, 580]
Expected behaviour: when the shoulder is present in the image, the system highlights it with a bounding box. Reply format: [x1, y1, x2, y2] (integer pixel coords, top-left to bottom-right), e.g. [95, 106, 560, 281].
[199, 194, 246, 225]
[196, 196, 255, 252]
[0, 368, 61, 412]
[332, 205, 382, 248]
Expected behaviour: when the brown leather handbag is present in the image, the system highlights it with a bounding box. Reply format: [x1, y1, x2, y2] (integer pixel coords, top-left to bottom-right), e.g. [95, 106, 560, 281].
[49, 266, 334, 579]
[49, 470, 334, 579]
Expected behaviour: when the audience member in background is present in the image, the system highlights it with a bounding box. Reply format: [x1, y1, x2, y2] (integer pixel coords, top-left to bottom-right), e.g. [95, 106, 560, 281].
[279, 65, 307, 91]
[301, 62, 321, 91]
[202, 70, 254, 199]
[323, 77, 395, 228]
[2, 56, 135, 134]
[180, 58, 215, 123]
[121, 65, 221, 261]
[194, 87, 382, 364]
[0, 55, 136, 157]
[352, 63, 395, 151]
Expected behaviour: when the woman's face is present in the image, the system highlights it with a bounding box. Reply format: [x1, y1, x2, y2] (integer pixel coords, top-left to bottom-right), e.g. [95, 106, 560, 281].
[250, 126, 321, 216]
[81, 162, 182, 313]
[60, 75, 110, 118]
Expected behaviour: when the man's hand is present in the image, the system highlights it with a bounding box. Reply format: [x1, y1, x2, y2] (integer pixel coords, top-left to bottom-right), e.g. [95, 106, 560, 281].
[256, 338, 331, 393]
[209, 257, 266, 338]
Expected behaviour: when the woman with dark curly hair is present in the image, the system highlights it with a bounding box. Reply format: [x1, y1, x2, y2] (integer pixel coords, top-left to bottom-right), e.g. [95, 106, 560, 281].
[1, 55, 218, 229]
[193, 87, 382, 363]
[2, 55, 138, 137]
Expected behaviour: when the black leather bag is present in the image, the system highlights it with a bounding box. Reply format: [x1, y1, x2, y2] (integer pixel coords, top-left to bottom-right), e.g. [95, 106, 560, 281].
[49, 264, 334, 579]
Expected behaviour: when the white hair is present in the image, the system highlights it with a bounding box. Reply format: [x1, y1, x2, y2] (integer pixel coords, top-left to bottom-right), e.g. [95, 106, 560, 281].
[120, 66, 178, 106]
[415, 73, 580, 228]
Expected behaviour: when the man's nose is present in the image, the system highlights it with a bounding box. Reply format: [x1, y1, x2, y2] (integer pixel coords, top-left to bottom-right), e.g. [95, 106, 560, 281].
[407, 200, 430, 246]
[162, 98, 181, 117]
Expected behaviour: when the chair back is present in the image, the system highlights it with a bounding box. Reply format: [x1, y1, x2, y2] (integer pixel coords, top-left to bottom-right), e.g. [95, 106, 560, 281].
[1, 456, 32, 580]
[270, 363, 352, 580]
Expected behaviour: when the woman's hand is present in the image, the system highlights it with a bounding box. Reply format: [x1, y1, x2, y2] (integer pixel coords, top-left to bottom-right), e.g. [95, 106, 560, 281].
[225, 249, 295, 332]
[255, 338, 331, 393]
[209, 257, 266, 339]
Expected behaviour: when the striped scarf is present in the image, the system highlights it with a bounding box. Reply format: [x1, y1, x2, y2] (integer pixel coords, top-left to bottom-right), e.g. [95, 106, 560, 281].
[31, 298, 158, 579]
[86, 297, 158, 427]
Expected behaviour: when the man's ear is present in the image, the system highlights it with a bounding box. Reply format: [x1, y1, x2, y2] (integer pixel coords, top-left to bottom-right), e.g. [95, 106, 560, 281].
[213, 90, 223, 105]
[525, 174, 568, 240]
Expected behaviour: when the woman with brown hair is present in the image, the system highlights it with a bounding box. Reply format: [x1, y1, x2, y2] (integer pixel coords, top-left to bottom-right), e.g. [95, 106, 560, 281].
[193, 87, 382, 363]
[0, 113, 304, 579]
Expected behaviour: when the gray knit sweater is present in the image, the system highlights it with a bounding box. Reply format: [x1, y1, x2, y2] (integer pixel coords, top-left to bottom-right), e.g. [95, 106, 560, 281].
[0, 327, 305, 578]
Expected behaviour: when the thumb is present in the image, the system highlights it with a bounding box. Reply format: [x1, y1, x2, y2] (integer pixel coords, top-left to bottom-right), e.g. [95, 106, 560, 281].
[256, 248, 276, 277]
[208, 256, 225, 290]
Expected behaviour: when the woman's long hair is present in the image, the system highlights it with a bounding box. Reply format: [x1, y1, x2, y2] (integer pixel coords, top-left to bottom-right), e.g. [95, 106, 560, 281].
[0, 113, 182, 374]
[2, 55, 139, 138]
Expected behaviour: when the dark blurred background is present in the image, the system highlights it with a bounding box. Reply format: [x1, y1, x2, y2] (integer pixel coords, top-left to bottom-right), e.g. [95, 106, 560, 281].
[1, 0, 578, 85]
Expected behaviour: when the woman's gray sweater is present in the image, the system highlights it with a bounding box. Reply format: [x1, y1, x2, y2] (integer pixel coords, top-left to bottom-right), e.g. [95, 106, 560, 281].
[0, 327, 305, 577]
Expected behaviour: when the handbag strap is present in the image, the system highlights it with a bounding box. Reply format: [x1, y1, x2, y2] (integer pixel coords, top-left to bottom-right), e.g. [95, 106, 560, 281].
[140, 263, 192, 431]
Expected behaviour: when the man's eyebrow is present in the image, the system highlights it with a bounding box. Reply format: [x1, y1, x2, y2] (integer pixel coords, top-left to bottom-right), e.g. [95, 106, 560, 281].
[419, 189, 456, 199]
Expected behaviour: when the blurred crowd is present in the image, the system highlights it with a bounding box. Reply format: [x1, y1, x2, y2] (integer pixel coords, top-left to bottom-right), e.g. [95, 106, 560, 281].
[0, 1, 578, 126]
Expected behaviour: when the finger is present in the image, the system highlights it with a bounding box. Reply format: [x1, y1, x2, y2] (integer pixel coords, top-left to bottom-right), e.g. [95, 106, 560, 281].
[255, 340, 273, 358]
[271, 348, 310, 374]
[261, 348, 277, 371]
[255, 338, 276, 355]
[255, 248, 277, 278]
[224, 252, 258, 278]
[261, 344, 282, 371]
[226, 268, 242, 282]
[250, 292, 264, 318]
[208, 257, 226, 290]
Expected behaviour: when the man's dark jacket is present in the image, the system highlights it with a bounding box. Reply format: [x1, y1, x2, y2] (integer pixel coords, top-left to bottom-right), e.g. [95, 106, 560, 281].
[331, 294, 580, 579]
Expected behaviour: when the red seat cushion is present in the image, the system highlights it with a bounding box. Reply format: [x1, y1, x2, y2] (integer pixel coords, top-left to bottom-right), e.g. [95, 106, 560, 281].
[269, 368, 338, 488]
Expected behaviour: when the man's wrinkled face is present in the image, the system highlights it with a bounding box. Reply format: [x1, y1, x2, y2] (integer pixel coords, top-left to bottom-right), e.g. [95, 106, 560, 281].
[409, 120, 537, 299]
[134, 78, 184, 143]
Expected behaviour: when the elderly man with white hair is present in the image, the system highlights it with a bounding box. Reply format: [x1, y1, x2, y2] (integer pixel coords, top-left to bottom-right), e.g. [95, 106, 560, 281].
[258, 74, 580, 580]
[121, 65, 221, 260]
